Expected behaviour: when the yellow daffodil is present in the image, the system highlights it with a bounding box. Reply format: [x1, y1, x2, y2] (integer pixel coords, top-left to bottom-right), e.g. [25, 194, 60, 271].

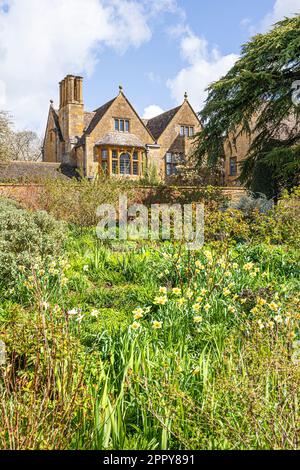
[200, 288, 207, 296]
[196, 296, 203, 303]
[186, 288, 193, 299]
[152, 320, 163, 329]
[228, 306, 235, 313]
[243, 262, 254, 271]
[134, 312, 143, 320]
[269, 302, 279, 312]
[192, 303, 201, 312]
[172, 287, 181, 296]
[154, 296, 168, 305]
[133, 307, 144, 316]
[223, 287, 231, 296]
[256, 297, 267, 306]
[177, 297, 186, 307]
[195, 260, 205, 269]
[193, 316, 203, 323]
[131, 321, 141, 330]
[159, 286, 167, 294]
[204, 303, 211, 312]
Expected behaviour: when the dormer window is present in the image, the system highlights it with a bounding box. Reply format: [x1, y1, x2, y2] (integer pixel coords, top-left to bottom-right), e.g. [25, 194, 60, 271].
[180, 125, 194, 137]
[114, 118, 130, 132]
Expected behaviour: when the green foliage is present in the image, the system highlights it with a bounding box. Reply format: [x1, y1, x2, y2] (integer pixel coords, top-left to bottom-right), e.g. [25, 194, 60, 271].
[0, 191, 299, 449]
[38, 176, 135, 226]
[194, 15, 300, 195]
[0, 197, 65, 289]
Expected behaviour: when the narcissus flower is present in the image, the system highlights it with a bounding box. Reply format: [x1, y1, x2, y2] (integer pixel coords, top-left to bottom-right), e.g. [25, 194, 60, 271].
[193, 316, 203, 323]
[68, 308, 78, 316]
[76, 314, 85, 323]
[152, 320, 163, 329]
[91, 309, 99, 317]
[223, 287, 231, 296]
[131, 321, 141, 330]
[186, 288, 193, 299]
[228, 306, 235, 313]
[192, 303, 201, 312]
[204, 303, 211, 312]
[195, 260, 204, 269]
[154, 296, 168, 305]
[257, 297, 267, 306]
[269, 302, 279, 312]
[177, 297, 186, 307]
[243, 262, 254, 271]
[134, 312, 143, 320]
[133, 307, 144, 316]
[159, 286, 167, 294]
[172, 287, 181, 296]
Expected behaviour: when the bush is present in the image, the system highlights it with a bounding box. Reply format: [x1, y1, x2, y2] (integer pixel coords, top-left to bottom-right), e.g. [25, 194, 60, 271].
[38, 176, 134, 226]
[232, 192, 274, 216]
[0, 197, 66, 288]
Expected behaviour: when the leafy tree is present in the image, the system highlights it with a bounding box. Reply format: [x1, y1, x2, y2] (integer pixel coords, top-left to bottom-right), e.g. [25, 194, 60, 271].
[194, 15, 300, 197]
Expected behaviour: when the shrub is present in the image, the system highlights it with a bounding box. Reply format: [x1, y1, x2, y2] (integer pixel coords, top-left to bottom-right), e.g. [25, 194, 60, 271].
[38, 176, 134, 226]
[0, 197, 66, 288]
[232, 192, 274, 216]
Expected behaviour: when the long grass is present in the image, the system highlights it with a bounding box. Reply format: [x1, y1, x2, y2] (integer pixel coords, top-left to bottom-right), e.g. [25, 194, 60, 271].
[1, 223, 300, 449]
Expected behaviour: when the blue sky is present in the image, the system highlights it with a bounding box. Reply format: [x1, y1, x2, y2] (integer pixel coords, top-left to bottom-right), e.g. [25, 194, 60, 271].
[86, 0, 276, 115]
[0, 0, 299, 132]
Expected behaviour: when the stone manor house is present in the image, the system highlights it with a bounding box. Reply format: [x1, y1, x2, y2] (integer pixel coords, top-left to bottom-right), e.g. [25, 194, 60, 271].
[43, 75, 241, 184]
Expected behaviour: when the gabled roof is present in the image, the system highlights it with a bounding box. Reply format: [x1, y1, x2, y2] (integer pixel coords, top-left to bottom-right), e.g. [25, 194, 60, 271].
[146, 105, 181, 140]
[84, 111, 96, 131]
[76, 91, 155, 147]
[84, 97, 117, 135]
[146, 100, 202, 141]
[51, 107, 64, 141]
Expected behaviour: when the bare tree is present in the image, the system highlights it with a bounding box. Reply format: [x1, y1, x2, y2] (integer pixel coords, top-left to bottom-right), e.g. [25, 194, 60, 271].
[10, 131, 42, 161]
[0, 110, 42, 162]
[0, 111, 13, 161]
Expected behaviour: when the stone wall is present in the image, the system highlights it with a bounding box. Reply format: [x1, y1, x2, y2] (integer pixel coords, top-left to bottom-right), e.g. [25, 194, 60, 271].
[0, 182, 247, 209]
[156, 101, 201, 180]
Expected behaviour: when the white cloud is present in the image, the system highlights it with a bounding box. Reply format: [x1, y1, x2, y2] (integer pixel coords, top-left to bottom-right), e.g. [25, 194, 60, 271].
[167, 0, 300, 113]
[0, 0, 178, 132]
[143, 104, 164, 119]
[242, 0, 300, 35]
[167, 31, 238, 113]
[260, 0, 300, 31]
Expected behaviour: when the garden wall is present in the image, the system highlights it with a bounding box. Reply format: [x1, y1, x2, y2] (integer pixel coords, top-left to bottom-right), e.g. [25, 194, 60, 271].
[0, 183, 246, 209]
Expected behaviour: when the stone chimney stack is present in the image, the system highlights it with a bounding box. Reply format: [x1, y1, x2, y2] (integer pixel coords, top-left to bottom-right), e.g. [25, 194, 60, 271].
[58, 75, 84, 163]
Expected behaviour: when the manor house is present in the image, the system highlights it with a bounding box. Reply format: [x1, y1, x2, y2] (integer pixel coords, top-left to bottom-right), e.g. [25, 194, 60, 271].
[43, 75, 242, 184]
